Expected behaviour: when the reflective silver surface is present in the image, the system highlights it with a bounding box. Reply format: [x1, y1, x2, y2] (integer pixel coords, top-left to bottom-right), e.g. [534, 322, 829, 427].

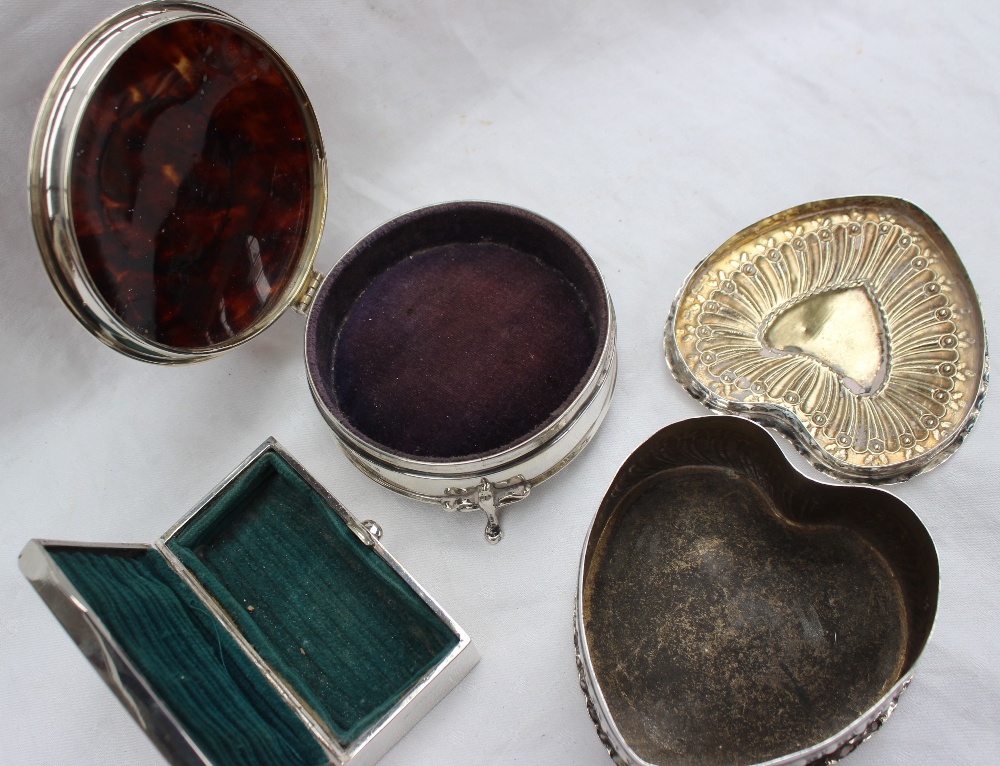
[31, 1, 617, 540]
[575, 417, 938, 766]
[20, 438, 480, 766]
[307, 246, 618, 543]
[28, 1, 327, 363]
[19, 540, 216, 766]
[666, 196, 988, 483]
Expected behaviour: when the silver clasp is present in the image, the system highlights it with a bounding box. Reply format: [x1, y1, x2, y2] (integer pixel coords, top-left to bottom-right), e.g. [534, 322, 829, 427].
[442, 476, 531, 544]
[348, 517, 383, 546]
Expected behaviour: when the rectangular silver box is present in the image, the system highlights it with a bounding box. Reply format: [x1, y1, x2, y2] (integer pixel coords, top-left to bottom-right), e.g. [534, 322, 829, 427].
[20, 438, 479, 766]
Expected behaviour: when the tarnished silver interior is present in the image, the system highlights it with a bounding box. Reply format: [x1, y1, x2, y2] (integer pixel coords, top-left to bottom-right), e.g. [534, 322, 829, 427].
[576, 417, 938, 766]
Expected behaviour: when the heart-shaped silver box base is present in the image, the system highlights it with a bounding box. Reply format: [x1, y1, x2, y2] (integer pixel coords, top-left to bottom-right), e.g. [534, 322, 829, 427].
[575, 417, 938, 766]
[665, 196, 988, 483]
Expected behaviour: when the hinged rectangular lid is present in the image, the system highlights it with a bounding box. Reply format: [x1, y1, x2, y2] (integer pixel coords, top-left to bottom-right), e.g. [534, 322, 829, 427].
[20, 438, 478, 766]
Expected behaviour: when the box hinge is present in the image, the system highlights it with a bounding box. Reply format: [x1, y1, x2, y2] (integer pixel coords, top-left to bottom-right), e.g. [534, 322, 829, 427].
[292, 270, 324, 315]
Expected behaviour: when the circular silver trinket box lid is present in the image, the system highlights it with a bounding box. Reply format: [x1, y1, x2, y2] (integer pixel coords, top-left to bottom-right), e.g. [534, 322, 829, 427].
[665, 196, 987, 483]
[28, 1, 617, 543]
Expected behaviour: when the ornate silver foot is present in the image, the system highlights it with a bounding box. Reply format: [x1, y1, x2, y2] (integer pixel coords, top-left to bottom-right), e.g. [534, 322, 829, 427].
[442, 476, 531, 544]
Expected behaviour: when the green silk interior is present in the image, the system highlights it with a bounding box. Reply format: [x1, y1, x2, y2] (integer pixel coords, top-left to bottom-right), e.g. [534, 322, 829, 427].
[51, 449, 459, 762]
[50, 547, 328, 766]
[167, 451, 459, 747]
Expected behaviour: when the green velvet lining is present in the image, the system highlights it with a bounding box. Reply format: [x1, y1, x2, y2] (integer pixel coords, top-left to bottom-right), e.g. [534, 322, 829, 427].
[50, 547, 328, 766]
[166, 451, 459, 748]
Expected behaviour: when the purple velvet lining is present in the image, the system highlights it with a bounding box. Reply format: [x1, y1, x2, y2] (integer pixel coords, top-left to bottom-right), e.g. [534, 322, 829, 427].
[306, 202, 608, 462]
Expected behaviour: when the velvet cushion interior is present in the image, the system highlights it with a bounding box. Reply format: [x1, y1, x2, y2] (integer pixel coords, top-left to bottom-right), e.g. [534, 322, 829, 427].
[51, 450, 458, 760]
[307, 203, 607, 461]
[332, 242, 596, 457]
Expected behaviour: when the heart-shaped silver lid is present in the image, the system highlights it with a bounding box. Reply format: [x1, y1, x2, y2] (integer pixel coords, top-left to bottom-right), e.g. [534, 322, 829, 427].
[665, 196, 988, 483]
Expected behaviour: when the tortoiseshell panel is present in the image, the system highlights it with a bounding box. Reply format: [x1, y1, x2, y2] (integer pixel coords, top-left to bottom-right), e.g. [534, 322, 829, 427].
[70, 19, 312, 349]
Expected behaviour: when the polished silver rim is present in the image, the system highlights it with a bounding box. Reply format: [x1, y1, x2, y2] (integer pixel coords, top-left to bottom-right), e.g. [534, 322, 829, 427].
[28, 1, 328, 364]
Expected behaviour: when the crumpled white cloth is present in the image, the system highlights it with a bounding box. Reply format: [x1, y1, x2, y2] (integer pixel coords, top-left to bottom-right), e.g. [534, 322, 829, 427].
[1, 1, 998, 764]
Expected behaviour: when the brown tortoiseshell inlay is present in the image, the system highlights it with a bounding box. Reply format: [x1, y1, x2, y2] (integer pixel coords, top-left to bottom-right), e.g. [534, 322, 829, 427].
[70, 19, 313, 350]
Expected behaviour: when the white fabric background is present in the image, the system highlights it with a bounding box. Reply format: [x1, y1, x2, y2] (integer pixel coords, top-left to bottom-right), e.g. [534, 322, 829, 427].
[2, 1, 999, 764]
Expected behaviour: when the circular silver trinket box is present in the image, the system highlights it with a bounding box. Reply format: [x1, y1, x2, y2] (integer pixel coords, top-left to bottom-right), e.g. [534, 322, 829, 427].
[29, 1, 617, 542]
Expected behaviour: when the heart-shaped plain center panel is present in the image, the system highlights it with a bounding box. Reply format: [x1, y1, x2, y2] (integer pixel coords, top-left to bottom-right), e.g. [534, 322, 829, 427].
[666, 196, 988, 482]
[762, 285, 887, 394]
[576, 417, 937, 766]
